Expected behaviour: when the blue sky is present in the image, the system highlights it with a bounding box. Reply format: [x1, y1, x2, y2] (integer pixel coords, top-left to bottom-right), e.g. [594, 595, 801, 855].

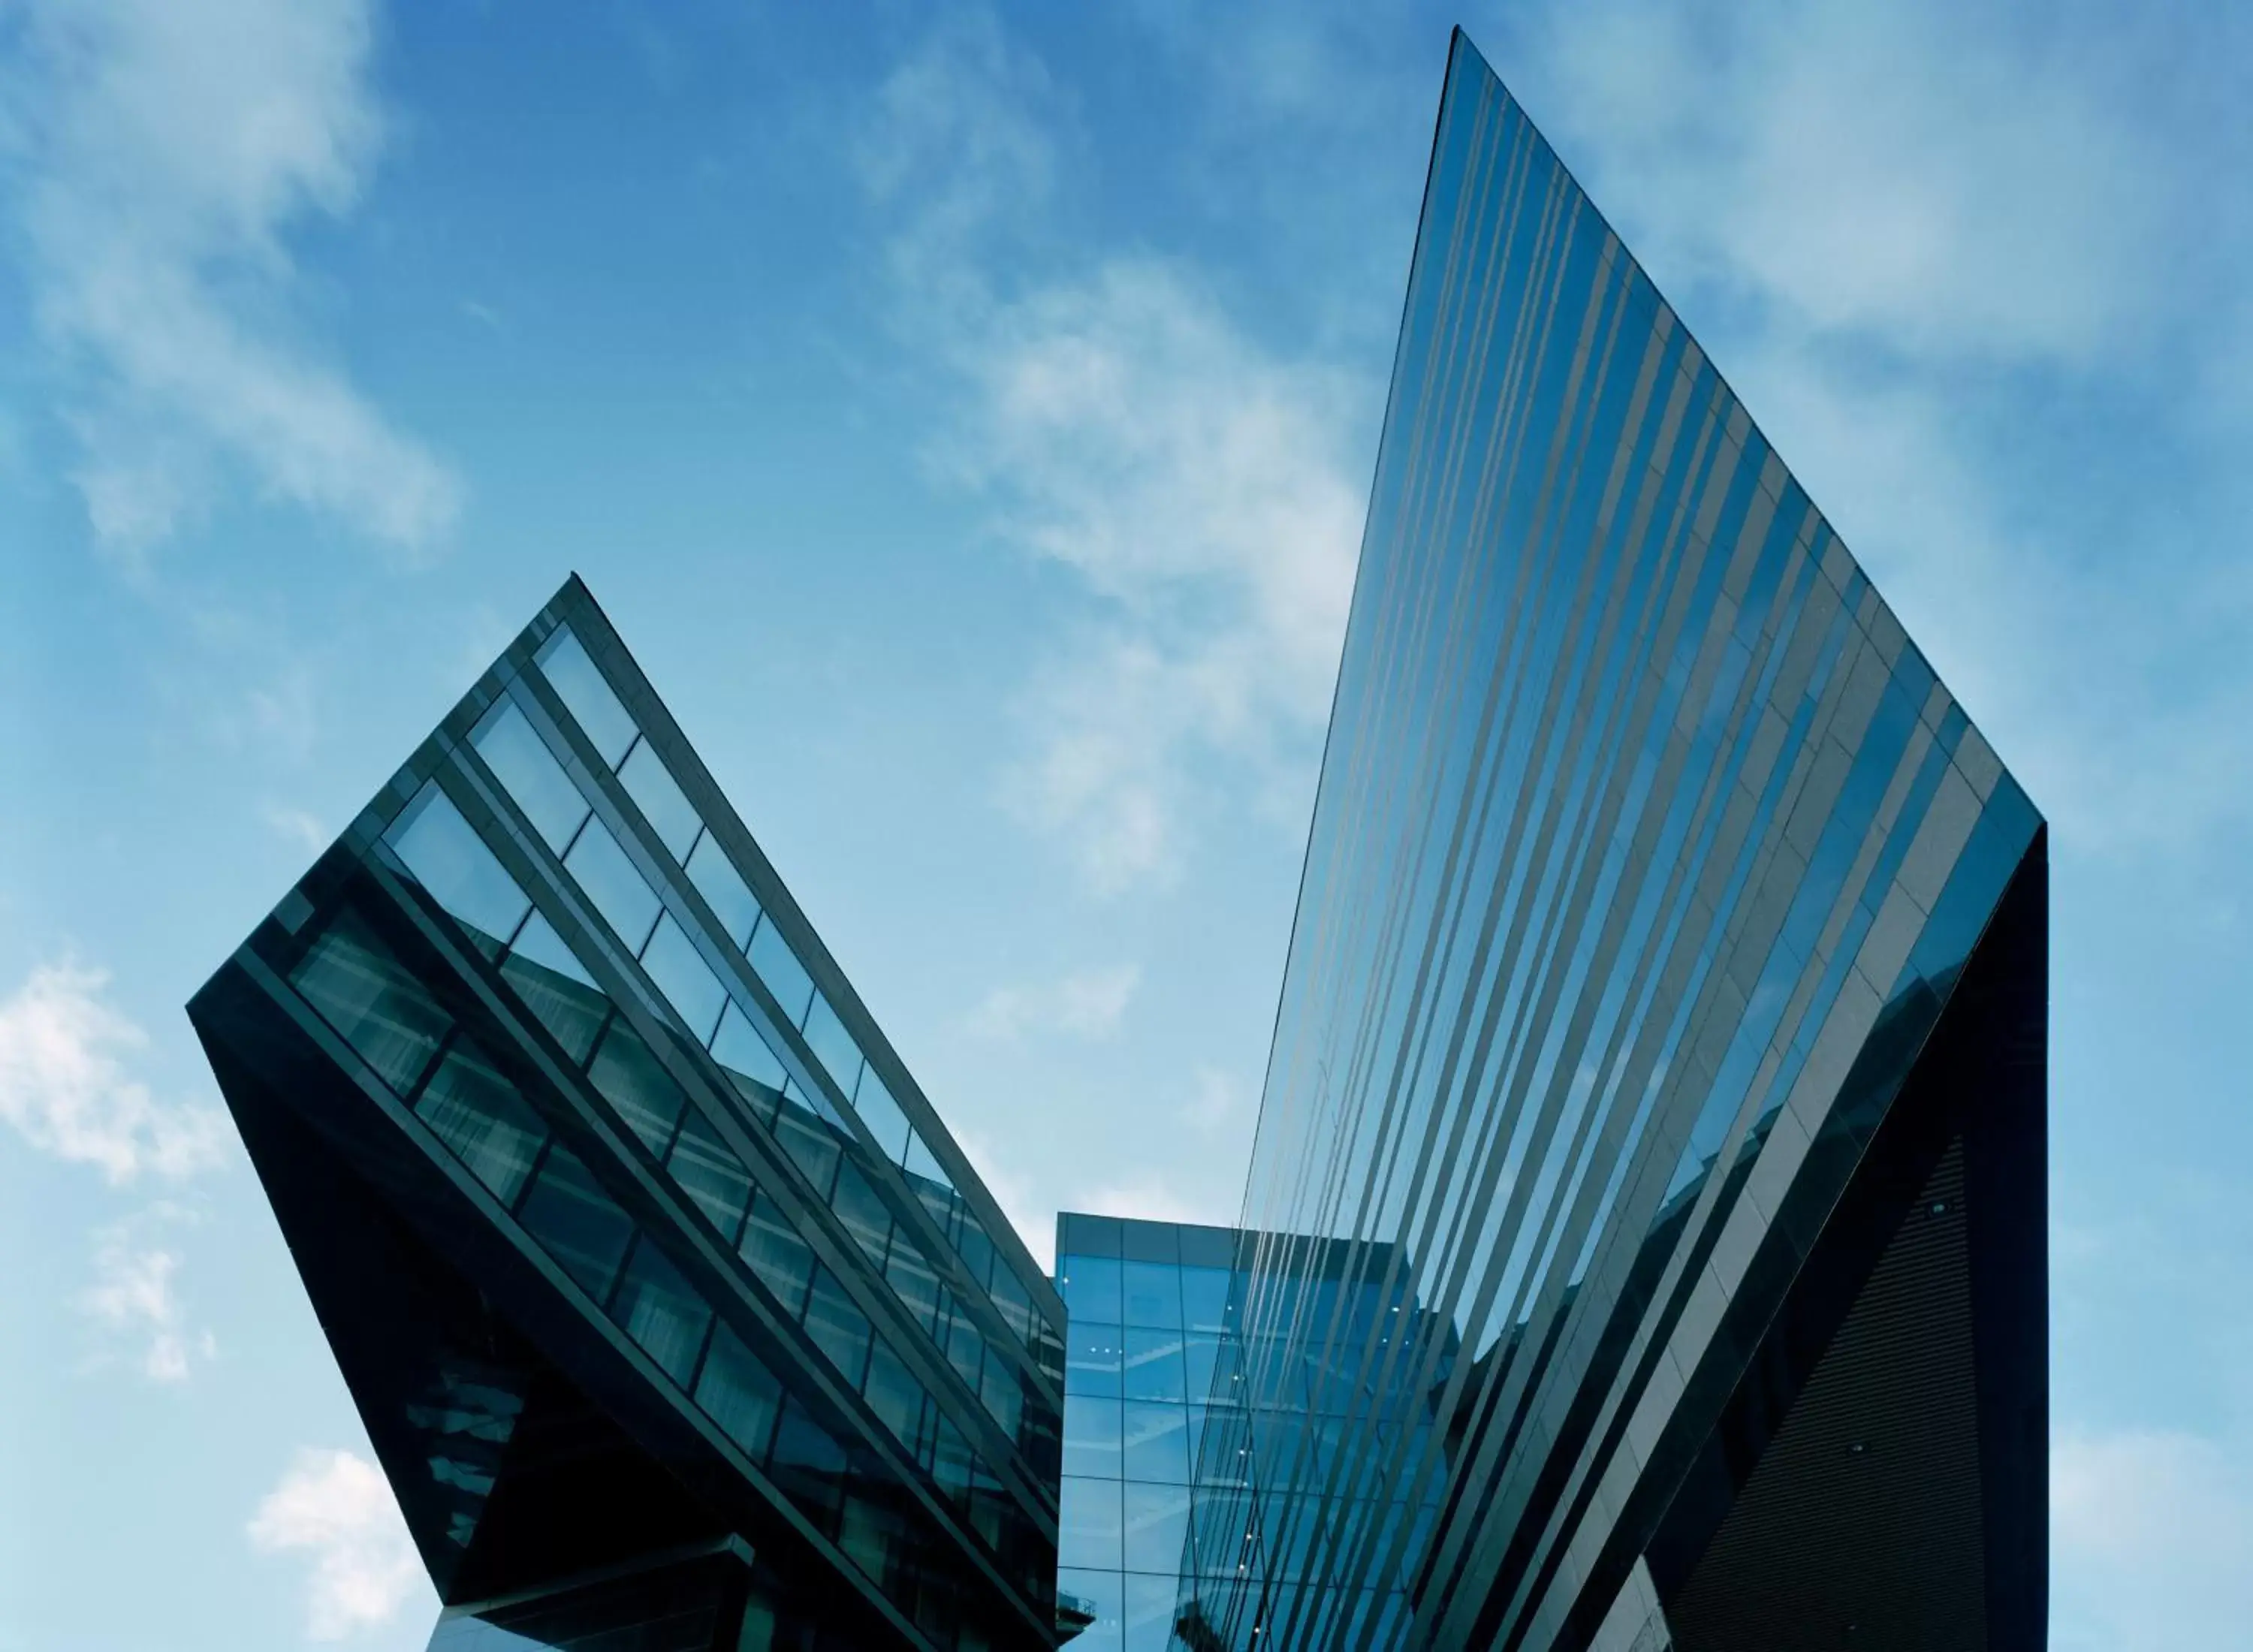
[0, 2, 2246, 1647]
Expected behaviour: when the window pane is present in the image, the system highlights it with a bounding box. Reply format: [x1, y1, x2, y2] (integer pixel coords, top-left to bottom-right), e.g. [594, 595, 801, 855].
[1123, 1481, 1193, 1575]
[1064, 1392, 1124, 1479]
[931, 1413, 976, 1503]
[685, 833, 761, 948]
[1183, 1333, 1223, 1407]
[941, 1299, 987, 1392]
[801, 992, 861, 1101]
[708, 999, 787, 1115]
[696, 1320, 781, 1460]
[980, 1349, 1022, 1438]
[611, 1234, 711, 1385]
[386, 784, 530, 954]
[831, 1163, 893, 1269]
[1178, 1266, 1232, 1334]
[852, 1067, 912, 1164]
[1067, 1321, 1124, 1399]
[1121, 1401, 1190, 1484]
[562, 814, 660, 952]
[861, 1337, 925, 1448]
[746, 918, 814, 1026]
[770, 1399, 849, 1532]
[640, 914, 726, 1042]
[535, 626, 637, 768]
[470, 700, 588, 854]
[1123, 1327, 1187, 1403]
[617, 738, 701, 861]
[414, 1036, 547, 1206]
[291, 908, 451, 1095]
[884, 1231, 942, 1336]
[902, 1128, 955, 1195]
[516, 1144, 634, 1301]
[666, 1106, 753, 1244]
[1061, 1256, 1123, 1326]
[1059, 1476, 1123, 1572]
[739, 1190, 814, 1320]
[771, 1092, 842, 1199]
[497, 912, 609, 1064]
[587, 1019, 686, 1157]
[1122, 1573, 1181, 1652]
[1120, 1262, 1183, 1330]
[803, 1265, 872, 1389]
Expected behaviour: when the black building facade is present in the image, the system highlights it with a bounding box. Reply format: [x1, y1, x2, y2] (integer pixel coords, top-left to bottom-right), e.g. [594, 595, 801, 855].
[191, 580, 1066, 1651]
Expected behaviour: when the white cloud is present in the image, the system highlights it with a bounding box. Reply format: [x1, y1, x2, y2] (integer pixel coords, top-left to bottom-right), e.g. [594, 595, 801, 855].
[1079, 1175, 1229, 1231]
[1510, 0, 2253, 860]
[80, 1207, 213, 1382]
[249, 1447, 427, 1642]
[261, 800, 330, 856]
[0, 0, 461, 557]
[0, 960, 231, 1183]
[2052, 1426, 2253, 1650]
[1178, 1065, 1241, 1135]
[969, 962, 1142, 1042]
[860, 17, 1365, 891]
[1520, 0, 2169, 367]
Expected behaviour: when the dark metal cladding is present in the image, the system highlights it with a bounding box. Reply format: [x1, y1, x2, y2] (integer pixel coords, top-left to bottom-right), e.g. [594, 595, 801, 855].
[190, 576, 1066, 1652]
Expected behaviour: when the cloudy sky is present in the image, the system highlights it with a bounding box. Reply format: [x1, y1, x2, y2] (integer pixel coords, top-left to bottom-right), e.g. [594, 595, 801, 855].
[2, 2, 2247, 1647]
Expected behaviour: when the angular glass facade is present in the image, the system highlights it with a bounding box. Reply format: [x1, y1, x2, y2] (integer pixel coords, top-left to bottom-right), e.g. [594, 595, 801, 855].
[1178, 32, 2048, 1652]
[191, 578, 1066, 1651]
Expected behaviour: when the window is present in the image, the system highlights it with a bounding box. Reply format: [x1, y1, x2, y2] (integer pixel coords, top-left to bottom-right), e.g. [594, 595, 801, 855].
[414, 1036, 547, 1206]
[747, 918, 814, 1026]
[1059, 1476, 1123, 1571]
[852, 1067, 912, 1164]
[291, 908, 451, 1095]
[535, 626, 638, 768]
[861, 1338, 926, 1449]
[1120, 1262, 1183, 1329]
[1123, 1328, 1187, 1403]
[803, 1265, 873, 1389]
[618, 738, 701, 861]
[685, 834, 760, 948]
[610, 1234, 712, 1385]
[1062, 1256, 1124, 1325]
[587, 1020, 686, 1157]
[903, 1129, 955, 1194]
[1120, 1401, 1190, 1484]
[831, 1163, 894, 1269]
[696, 1321, 782, 1460]
[666, 1107, 753, 1244]
[470, 700, 587, 853]
[562, 814, 660, 951]
[516, 1144, 634, 1300]
[708, 1000, 787, 1112]
[639, 913, 726, 1042]
[386, 785, 531, 954]
[739, 1191, 814, 1319]
[499, 913, 610, 1063]
[801, 992, 862, 1100]
[1064, 1393, 1125, 1479]
[1123, 1481, 1193, 1575]
[1067, 1321, 1124, 1399]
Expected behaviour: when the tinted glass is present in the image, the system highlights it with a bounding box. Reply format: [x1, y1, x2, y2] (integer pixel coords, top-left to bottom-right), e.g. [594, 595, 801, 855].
[471, 700, 588, 853]
[1063, 1256, 1124, 1325]
[1068, 1321, 1125, 1399]
[414, 1036, 547, 1206]
[586, 1020, 686, 1157]
[290, 909, 451, 1095]
[639, 913, 726, 1042]
[708, 1000, 788, 1108]
[1060, 1476, 1123, 1570]
[386, 785, 530, 954]
[801, 992, 862, 1100]
[666, 1107, 753, 1244]
[1120, 1262, 1183, 1329]
[696, 1320, 782, 1459]
[1121, 1401, 1190, 1484]
[516, 1144, 634, 1300]
[1066, 1393, 1126, 1479]
[685, 832, 760, 948]
[738, 1190, 814, 1319]
[852, 1067, 912, 1163]
[803, 1265, 872, 1388]
[746, 918, 815, 1026]
[1122, 1327, 1187, 1403]
[610, 1235, 711, 1384]
[535, 626, 638, 768]
[562, 815, 660, 952]
[617, 738, 701, 861]
[499, 913, 609, 1063]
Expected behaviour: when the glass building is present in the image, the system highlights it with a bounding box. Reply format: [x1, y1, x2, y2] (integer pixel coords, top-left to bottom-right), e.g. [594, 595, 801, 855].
[1175, 31, 2047, 1652]
[194, 28, 2046, 1652]
[190, 578, 1067, 1651]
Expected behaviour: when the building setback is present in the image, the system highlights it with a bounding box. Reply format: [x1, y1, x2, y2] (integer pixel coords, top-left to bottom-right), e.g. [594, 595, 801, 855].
[190, 579, 1066, 1651]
